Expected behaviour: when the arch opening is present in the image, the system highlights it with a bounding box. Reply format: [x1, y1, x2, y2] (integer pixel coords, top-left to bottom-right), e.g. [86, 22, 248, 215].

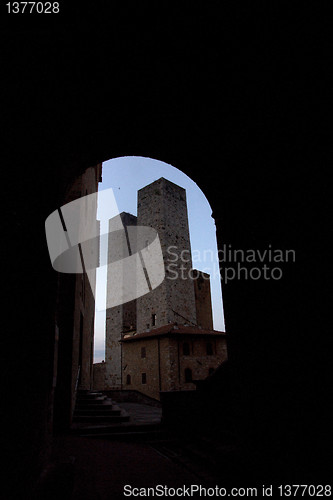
[93, 156, 225, 366]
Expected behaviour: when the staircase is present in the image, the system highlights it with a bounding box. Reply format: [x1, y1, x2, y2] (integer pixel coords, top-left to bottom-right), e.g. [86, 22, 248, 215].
[72, 390, 130, 425]
[71, 391, 167, 442]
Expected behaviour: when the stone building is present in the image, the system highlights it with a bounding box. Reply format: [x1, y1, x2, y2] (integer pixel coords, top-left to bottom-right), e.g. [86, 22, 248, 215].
[102, 177, 227, 398]
[122, 325, 227, 400]
[53, 163, 102, 429]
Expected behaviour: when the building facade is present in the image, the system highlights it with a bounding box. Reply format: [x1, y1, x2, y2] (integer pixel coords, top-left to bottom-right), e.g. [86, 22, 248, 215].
[122, 324, 227, 400]
[54, 163, 102, 430]
[101, 177, 227, 398]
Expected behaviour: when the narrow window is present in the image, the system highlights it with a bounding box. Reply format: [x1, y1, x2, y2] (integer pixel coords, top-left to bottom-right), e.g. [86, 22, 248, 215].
[185, 368, 192, 383]
[206, 342, 213, 355]
[208, 368, 214, 376]
[141, 347, 146, 358]
[142, 373, 147, 384]
[183, 342, 190, 355]
[126, 374, 131, 385]
[152, 313, 156, 326]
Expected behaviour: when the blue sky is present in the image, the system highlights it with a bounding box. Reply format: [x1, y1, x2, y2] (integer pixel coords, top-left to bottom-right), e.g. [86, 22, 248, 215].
[94, 156, 225, 363]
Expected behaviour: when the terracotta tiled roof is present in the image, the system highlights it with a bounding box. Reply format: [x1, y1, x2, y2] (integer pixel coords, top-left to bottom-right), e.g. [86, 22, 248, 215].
[121, 323, 226, 342]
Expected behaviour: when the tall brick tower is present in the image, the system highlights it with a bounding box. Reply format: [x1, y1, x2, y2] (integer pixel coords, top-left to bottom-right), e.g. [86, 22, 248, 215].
[136, 177, 197, 332]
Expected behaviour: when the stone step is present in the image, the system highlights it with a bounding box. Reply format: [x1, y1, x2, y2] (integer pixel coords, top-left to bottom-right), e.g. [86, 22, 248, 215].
[71, 422, 159, 434]
[72, 413, 129, 423]
[72, 420, 166, 441]
[74, 404, 125, 415]
[76, 401, 112, 409]
[76, 395, 112, 406]
[77, 391, 103, 396]
[74, 408, 120, 416]
[77, 395, 107, 401]
[73, 392, 126, 423]
[75, 400, 113, 407]
[80, 429, 168, 442]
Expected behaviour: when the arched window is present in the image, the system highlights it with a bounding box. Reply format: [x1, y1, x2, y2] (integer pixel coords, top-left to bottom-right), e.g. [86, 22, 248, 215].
[183, 342, 190, 355]
[126, 374, 131, 385]
[185, 368, 192, 382]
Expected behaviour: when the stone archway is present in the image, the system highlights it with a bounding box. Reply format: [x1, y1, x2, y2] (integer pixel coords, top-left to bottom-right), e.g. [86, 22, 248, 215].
[3, 4, 328, 495]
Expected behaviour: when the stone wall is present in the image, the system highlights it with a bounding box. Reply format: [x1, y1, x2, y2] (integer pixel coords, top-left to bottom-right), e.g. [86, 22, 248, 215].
[122, 334, 227, 400]
[122, 337, 161, 400]
[136, 178, 197, 332]
[176, 336, 227, 388]
[193, 270, 214, 330]
[70, 166, 100, 397]
[92, 362, 106, 391]
[54, 164, 102, 430]
[105, 212, 137, 389]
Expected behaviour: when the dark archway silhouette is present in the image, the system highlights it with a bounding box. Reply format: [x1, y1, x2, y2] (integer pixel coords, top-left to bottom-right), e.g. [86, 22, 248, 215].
[3, 4, 329, 497]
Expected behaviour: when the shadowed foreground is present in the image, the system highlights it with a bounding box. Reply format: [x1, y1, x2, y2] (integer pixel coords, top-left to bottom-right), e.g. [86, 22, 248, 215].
[34, 436, 201, 500]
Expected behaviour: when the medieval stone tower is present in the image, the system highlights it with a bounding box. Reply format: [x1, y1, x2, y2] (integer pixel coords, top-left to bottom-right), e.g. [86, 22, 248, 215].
[136, 177, 197, 332]
[105, 212, 137, 389]
[105, 177, 202, 389]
